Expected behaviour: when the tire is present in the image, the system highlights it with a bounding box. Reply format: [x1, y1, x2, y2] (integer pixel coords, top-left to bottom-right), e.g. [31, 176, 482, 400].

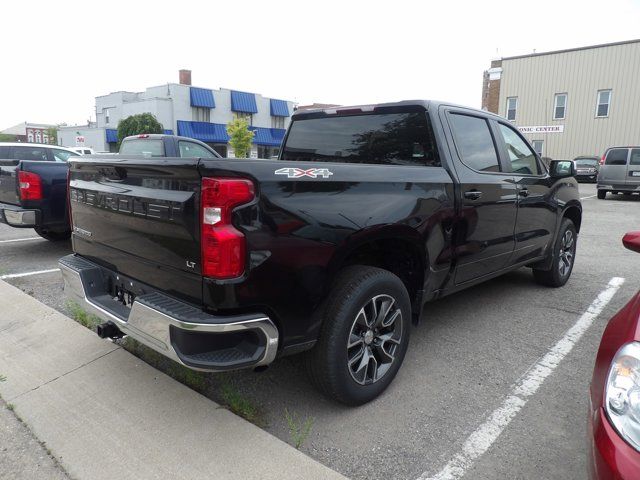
[305, 266, 411, 406]
[34, 228, 71, 242]
[532, 218, 577, 288]
[597, 190, 606, 200]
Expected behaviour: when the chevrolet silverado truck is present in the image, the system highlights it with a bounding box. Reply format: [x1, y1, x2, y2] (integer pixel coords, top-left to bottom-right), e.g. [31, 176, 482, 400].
[0, 143, 79, 241]
[59, 101, 582, 405]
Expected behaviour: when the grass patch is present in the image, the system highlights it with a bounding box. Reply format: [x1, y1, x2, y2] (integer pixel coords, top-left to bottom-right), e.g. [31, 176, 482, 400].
[219, 380, 264, 426]
[0, 374, 6, 382]
[65, 301, 102, 330]
[284, 408, 314, 449]
[7, 403, 14, 411]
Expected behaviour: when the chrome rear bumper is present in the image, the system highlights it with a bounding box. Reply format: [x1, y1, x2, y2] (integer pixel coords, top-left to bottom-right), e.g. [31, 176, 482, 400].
[58, 254, 279, 372]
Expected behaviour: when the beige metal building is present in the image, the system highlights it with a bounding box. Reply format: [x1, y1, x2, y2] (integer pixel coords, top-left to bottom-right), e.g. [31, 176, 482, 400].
[481, 39, 640, 160]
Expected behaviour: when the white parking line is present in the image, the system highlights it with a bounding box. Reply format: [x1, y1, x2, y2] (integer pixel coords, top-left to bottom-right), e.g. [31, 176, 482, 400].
[0, 268, 60, 280]
[0, 237, 42, 244]
[419, 276, 625, 480]
[580, 194, 597, 200]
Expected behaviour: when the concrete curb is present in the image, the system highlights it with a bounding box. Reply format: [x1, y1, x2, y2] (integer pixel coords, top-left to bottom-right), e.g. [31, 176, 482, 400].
[0, 280, 347, 480]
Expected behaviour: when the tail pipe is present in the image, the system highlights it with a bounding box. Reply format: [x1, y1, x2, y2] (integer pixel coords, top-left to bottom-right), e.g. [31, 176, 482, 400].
[96, 321, 124, 339]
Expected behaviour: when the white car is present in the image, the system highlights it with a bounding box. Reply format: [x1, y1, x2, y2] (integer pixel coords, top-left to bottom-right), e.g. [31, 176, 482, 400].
[70, 147, 96, 155]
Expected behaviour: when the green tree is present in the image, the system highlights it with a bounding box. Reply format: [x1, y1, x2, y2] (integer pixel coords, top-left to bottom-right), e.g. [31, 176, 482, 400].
[0, 133, 17, 142]
[226, 118, 254, 158]
[116, 113, 163, 146]
[45, 127, 58, 145]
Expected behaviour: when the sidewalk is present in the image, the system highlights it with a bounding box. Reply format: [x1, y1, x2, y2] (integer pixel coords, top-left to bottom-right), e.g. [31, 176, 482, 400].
[0, 279, 346, 480]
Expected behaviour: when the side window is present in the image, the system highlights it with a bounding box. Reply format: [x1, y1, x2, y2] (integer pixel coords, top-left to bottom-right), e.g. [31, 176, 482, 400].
[630, 149, 640, 166]
[0, 146, 12, 158]
[449, 113, 500, 173]
[12, 147, 48, 161]
[605, 149, 629, 166]
[498, 124, 541, 175]
[178, 141, 216, 158]
[52, 149, 78, 162]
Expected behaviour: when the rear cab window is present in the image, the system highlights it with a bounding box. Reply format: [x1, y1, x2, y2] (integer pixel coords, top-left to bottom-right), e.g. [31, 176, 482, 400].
[52, 149, 78, 162]
[119, 139, 165, 157]
[281, 107, 440, 167]
[178, 141, 217, 158]
[605, 149, 629, 165]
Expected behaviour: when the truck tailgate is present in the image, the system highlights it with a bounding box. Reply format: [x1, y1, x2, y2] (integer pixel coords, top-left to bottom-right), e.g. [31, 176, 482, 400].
[69, 157, 202, 304]
[0, 159, 19, 205]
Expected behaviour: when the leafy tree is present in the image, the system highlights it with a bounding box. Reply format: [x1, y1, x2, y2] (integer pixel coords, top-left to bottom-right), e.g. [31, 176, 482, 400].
[116, 113, 163, 145]
[45, 127, 58, 145]
[226, 118, 254, 158]
[0, 133, 17, 142]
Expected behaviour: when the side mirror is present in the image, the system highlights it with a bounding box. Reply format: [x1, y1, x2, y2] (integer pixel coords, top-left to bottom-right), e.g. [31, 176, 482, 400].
[623, 231, 640, 253]
[549, 160, 576, 178]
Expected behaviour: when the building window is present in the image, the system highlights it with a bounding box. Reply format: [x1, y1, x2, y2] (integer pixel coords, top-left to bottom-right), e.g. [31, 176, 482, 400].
[234, 112, 252, 125]
[35, 131, 41, 143]
[506, 97, 517, 121]
[554, 94, 567, 120]
[532, 140, 544, 157]
[271, 116, 285, 129]
[596, 90, 611, 117]
[193, 107, 211, 122]
[104, 108, 110, 125]
[28, 132, 34, 142]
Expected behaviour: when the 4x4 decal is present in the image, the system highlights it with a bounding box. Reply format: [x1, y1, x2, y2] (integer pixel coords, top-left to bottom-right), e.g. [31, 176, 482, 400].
[275, 167, 334, 179]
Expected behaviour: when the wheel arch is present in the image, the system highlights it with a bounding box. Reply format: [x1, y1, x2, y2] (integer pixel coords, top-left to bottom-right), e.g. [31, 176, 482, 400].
[326, 226, 427, 320]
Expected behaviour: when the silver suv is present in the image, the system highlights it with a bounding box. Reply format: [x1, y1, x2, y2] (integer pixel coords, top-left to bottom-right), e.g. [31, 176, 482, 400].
[597, 147, 640, 199]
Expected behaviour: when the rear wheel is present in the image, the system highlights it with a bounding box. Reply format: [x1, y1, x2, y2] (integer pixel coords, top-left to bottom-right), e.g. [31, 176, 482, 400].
[34, 228, 71, 242]
[305, 266, 411, 405]
[597, 190, 606, 199]
[532, 218, 577, 287]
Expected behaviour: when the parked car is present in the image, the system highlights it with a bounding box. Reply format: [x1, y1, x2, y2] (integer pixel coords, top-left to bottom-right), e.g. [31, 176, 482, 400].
[588, 231, 640, 479]
[59, 100, 582, 405]
[70, 147, 96, 155]
[0, 143, 78, 241]
[597, 147, 640, 199]
[119, 134, 222, 158]
[574, 156, 600, 183]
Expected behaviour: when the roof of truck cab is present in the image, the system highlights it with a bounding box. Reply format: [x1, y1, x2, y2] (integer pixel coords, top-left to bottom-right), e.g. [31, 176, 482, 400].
[291, 100, 503, 120]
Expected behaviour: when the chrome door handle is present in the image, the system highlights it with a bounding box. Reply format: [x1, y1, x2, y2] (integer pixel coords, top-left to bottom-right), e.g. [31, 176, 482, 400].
[464, 190, 483, 200]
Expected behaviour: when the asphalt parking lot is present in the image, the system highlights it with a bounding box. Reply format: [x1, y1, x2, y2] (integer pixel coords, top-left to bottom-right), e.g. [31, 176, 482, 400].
[1, 182, 639, 480]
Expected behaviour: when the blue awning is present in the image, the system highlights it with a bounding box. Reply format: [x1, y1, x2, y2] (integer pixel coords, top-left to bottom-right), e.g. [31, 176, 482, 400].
[190, 87, 215, 108]
[177, 121, 229, 143]
[106, 129, 118, 143]
[231, 91, 258, 113]
[250, 127, 286, 146]
[164, 129, 174, 135]
[270, 99, 289, 117]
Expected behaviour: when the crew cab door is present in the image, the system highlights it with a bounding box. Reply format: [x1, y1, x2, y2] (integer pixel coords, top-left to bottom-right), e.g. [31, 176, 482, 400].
[443, 109, 518, 284]
[493, 121, 556, 263]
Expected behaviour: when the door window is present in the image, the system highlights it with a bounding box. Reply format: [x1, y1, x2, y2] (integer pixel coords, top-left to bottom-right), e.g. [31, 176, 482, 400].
[0, 146, 11, 158]
[630, 149, 640, 166]
[498, 124, 540, 175]
[449, 113, 500, 172]
[12, 146, 48, 161]
[605, 149, 629, 166]
[178, 141, 216, 158]
[52, 149, 78, 162]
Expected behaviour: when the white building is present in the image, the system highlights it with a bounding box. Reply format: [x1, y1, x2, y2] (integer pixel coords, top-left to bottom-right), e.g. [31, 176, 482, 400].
[59, 70, 295, 157]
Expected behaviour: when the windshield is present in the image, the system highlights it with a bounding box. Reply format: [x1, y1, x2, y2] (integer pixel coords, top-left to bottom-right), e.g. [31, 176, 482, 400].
[281, 110, 440, 166]
[574, 158, 598, 167]
[119, 139, 165, 157]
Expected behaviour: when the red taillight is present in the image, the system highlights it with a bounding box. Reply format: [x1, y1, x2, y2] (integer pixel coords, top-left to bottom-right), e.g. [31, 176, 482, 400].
[600, 153, 606, 165]
[18, 171, 42, 201]
[201, 177, 255, 279]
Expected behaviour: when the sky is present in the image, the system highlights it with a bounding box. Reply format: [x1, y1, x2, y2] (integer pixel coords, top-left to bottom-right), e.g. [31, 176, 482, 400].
[1, 0, 639, 128]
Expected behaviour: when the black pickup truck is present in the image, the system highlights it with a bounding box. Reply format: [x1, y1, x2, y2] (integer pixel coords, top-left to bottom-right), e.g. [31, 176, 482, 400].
[0, 143, 78, 240]
[59, 101, 581, 405]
